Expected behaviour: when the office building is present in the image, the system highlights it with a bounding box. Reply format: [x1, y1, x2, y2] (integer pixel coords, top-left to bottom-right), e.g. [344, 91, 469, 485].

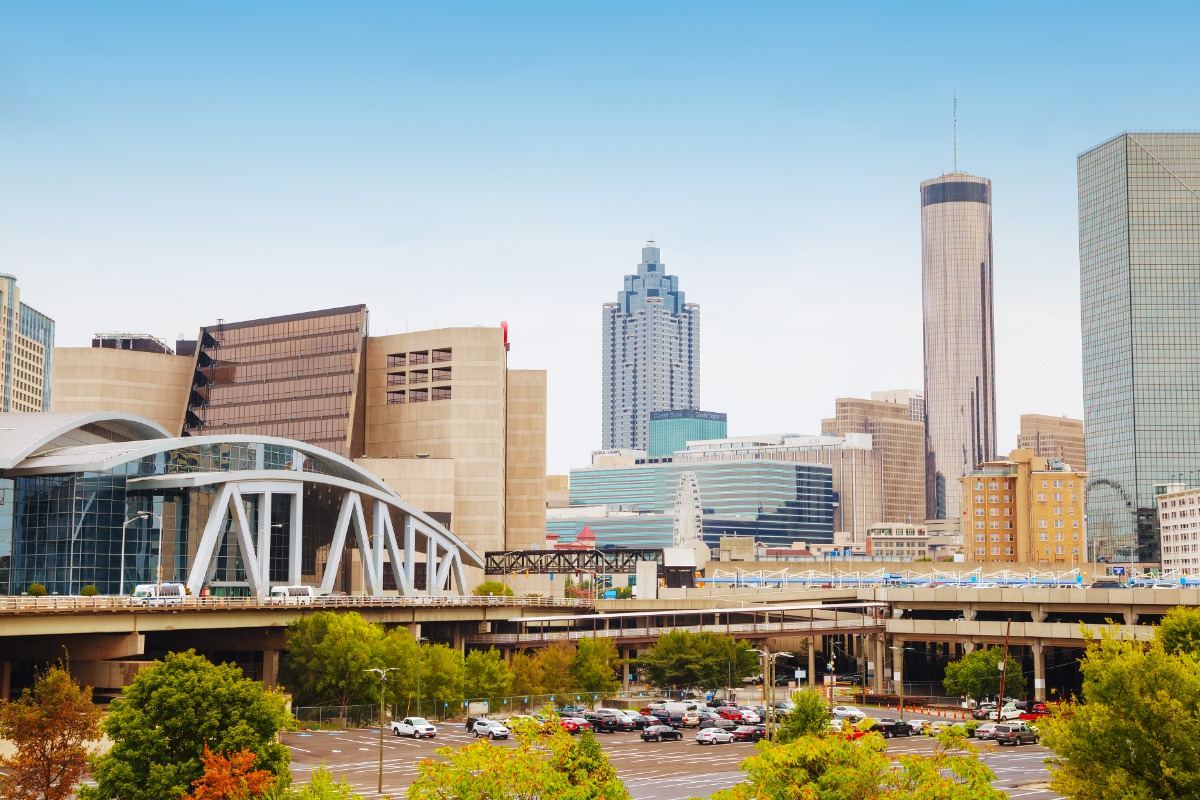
[865, 523, 929, 561]
[871, 389, 926, 422]
[0, 275, 55, 413]
[648, 409, 727, 458]
[602, 242, 699, 450]
[1017, 414, 1085, 470]
[960, 450, 1086, 564]
[822, 396, 927, 529]
[51, 335, 193, 433]
[1079, 132, 1200, 563]
[921, 174, 997, 529]
[1156, 484, 1200, 575]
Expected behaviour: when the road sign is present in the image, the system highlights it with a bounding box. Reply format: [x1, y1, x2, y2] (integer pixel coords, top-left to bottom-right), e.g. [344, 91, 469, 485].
[1112, 566, 1126, 576]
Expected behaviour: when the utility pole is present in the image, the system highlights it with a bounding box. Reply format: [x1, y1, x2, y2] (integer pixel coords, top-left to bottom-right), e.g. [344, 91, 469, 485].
[365, 667, 399, 795]
[996, 618, 1012, 718]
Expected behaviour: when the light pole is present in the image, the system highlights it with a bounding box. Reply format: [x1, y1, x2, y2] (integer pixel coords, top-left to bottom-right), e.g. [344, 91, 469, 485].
[750, 648, 791, 741]
[365, 667, 400, 795]
[415, 637, 428, 717]
[119, 511, 162, 596]
[826, 657, 835, 713]
[889, 645, 905, 722]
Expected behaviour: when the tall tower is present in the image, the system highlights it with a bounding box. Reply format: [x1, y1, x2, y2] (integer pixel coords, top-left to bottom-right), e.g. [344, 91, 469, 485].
[602, 242, 699, 450]
[1080, 132, 1200, 564]
[920, 174, 997, 528]
[0, 274, 55, 413]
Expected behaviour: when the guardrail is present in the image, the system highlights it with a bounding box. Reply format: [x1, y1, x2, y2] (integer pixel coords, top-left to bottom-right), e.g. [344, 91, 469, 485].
[0, 594, 595, 614]
[470, 616, 882, 644]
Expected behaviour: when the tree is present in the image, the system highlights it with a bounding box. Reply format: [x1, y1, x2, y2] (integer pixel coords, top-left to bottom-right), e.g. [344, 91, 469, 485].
[637, 631, 757, 692]
[773, 689, 828, 744]
[281, 612, 384, 715]
[26, 583, 47, 596]
[464, 649, 513, 709]
[379, 626, 421, 714]
[184, 747, 274, 800]
[534, 643, 575, 697]
[286, 768, 363, 800]
[406, 717, 629, 800]
[0, 664, 103, 800]
[473, 581, 514, 597]
[708, 731, 1004, 800]
[508, 652, 544, 698]
[941, 646, 1024, 704]
[571, 638, 620, 694]
[82, 650, 292, 800]
[1040, 610, 1200, 800]
[418, 643, 465, 718]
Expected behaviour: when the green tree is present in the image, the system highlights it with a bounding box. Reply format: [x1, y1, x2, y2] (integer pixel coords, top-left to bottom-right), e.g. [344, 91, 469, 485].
[1040, 610, 1200, 800]
[464, 649, 513, 709]
[82, 650, 291, 800]
[706, 731, 1004, 800]
[281, 612, 384, 715]
[941, 646, 1024, 704]
[534, 643, 575, 697]
[509, 652, 544, 698]
[637, 631, 757, 692]
[418, 643, 465, 718]
[379, 626, 421, 714]
[473, 581, 514, 597]
[1157, 604, 1200, 657]
[0, 664, 103, 800]
[571, 638, 620, 695]
[407, 716, 628, 800]
[773, 689, 828, 744]
[282, 768, 363, 800]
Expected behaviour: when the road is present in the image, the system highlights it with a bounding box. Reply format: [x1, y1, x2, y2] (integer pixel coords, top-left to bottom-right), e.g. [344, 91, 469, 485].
[283, 712, 1062, 800]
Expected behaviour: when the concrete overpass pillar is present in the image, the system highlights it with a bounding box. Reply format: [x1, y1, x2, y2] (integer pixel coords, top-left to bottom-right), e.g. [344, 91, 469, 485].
[1032, 642, 1046, 702]
[872, 636, 885, 694]
[891, 638, 904, 696]
[808, 638, 817, 689]
[622, 647, 631, 695]
[263, 650, 280, 690]
[409, 623, 422, 641]
[1, 660, 10, 701]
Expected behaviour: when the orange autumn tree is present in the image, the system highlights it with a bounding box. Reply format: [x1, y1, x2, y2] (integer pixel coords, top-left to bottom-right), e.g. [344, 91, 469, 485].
[184, 746, 275, 800]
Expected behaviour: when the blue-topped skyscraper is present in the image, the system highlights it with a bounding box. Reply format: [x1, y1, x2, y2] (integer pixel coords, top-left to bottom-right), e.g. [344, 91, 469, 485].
[602, 242, 699, 450]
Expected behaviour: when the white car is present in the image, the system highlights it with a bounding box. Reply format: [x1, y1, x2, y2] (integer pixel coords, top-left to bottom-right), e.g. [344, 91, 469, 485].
[831, 705, 864, 719]
[390, 717, 437, 738]
[974, 722, 999, 740]
[987, 705, 1021, 721]
[736, 708, 762, 724]
[696, 727, 734, 745]
[473, 719, 511, 740]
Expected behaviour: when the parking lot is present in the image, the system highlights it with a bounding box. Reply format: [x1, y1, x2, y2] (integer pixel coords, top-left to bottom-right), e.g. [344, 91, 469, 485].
[282, 710, 1062, 800]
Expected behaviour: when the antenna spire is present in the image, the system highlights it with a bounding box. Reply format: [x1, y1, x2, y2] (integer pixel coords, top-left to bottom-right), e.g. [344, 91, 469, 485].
[953, 94, 958, 173]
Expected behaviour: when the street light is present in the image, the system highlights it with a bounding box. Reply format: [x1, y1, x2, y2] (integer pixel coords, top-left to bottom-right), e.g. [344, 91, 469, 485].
[415, 637, 428, 717]
[365, 667, 400, 794]
[826, 657, 835, 713]
[119, 511, 162, 596]
[750, 648, 791, 741]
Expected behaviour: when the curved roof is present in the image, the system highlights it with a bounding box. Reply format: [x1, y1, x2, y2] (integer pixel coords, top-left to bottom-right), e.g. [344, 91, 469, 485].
[0, 412, 171, 470]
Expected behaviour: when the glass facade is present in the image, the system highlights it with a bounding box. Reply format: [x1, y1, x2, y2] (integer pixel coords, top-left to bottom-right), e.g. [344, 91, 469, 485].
[1080, 132, 1200, 563]
[184, 306, 369, 457]
[647, 410, 727, 457]
[602, 243, 699, 450]
[920, 173, 996, 524]
[564, 460, 834, 548]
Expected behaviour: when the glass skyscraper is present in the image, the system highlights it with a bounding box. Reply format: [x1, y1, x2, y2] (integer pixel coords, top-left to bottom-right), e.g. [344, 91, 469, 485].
[602, 243, 699, 450]
[920, 174, 997, 528]
[1079, 132, 1200, 564]
[648, 409, 726, 458]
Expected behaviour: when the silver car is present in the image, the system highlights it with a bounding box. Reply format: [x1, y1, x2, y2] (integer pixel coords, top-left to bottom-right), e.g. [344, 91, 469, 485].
[472, 719, 511, 740]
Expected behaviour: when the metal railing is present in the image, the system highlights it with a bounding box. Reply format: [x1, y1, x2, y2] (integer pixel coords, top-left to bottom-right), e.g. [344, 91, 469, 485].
[0, 593, 595, 614]
[471, 616, 883, 644]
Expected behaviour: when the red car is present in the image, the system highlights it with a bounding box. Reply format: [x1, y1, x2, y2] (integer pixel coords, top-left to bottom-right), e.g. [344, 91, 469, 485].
[717, 707, 744, 722]
[561, 717, 593, 735]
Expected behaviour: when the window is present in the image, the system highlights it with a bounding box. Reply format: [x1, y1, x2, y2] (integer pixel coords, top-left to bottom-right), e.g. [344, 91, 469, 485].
[432, 387, 452, 401]
[976, 534, 986, 542]
[1055, 546, 1065, 555]
[1037, 492, 1047, 502]
[409, 388, 428, 402]
[409, 369, 429, 384]
[990, 546, 1000, 555]
[1039, 532, 1049, 541]
[386, 353, 406, 367]
[1055, 519, 1065, 528]
[1056, 532, 1065, 541]
[386, 390, 405, 405]
[990, 521, 1000, 529]
[1054, 493, 1063, 502]
[1053, 479, 1063, 488]
[387, 372, 406, 385]
[432, 367, 452, 382]
[1004, 521, 1013, 529]
[409, 350, 429, 365]
[1042, 480, 1049, 488]
[990, 482, 999, 490]
[1038, 520, 1048, 529]
[989, 495, 999, 503]
[990, 534, 1000, 542]
[975, 521, 985, 529]
[975, 508, 985, 516]
[975, 482, 984, 490]
[432, 348, 452, 363]
[1073, 520, 1080, 528]
[1053, 506, 1063, 515]
[1004, 546, 1014, 555]
[976, 547, 986, 555]
[975, 495, 984, 503]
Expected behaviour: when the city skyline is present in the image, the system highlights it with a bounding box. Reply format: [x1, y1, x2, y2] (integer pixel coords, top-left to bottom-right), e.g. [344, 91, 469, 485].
[5, 4, 1200, 473]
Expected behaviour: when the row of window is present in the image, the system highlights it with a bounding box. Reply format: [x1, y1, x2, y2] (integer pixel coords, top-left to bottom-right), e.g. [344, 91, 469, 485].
[386, 387, 452, 404]
[386, 348, 452, 367]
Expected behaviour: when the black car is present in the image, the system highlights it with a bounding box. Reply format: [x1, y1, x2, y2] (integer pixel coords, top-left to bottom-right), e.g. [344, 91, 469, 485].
[697, 715, 736, 730]
[584, 710, 623, 733]
[731, 725, 767, 742]
[870, 719, 912, 739]
[641, 724, 683, 742]
[628, 713, 658, 729]
[650, 708, 685, 726]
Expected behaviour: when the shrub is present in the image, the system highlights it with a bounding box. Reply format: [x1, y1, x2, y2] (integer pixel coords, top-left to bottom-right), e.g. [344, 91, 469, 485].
[80, 585, 100, 597]
[27, 583, 47, 597]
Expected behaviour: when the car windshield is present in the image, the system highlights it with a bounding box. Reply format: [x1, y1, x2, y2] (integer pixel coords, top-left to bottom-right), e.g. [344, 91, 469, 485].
[410, 718, 430, 725]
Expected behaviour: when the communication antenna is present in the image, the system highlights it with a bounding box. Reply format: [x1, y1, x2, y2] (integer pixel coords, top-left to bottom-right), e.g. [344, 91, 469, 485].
[953, 94, 958, 173]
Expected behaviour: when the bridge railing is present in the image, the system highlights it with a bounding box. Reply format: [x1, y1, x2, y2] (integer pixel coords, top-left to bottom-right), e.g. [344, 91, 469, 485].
[471, 616, 882, 644]
[0, 594, 595, 614]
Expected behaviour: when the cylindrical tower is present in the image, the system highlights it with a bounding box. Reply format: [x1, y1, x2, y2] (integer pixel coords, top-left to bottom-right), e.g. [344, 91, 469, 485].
[920, 173, 996, 528]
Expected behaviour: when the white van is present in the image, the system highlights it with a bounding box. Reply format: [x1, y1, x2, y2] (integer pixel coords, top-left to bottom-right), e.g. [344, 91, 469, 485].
[131, 583, 186, 606]
[269, 585, 315, 605]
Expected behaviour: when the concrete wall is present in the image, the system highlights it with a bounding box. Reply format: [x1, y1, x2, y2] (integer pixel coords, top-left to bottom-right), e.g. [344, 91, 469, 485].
[50, 347, 192, 433]
[505, 370, 547, 550]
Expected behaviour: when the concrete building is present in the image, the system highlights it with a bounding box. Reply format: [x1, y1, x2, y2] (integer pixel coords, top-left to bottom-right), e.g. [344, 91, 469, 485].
[602, 242, 699, 451]
[648, 409, 726, 458]
[0, 275, 55, 413]
[870, 389, 926, 422]
[865, 523, 929, 561]
[822, 396, 927, 529]
[51, 335, 193, 433]
[1156, 483, 1200, 575]
[48, 308, 546, 558]
[1079, 132, 1200, 564]
[1017, 414, 1085, 470]
[960, 449, 1086, 565]
[921, 174, 997, 530]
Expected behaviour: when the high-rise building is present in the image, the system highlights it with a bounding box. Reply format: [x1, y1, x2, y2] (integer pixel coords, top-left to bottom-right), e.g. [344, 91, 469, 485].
[1079, 132, 1200, 564]
[921, 174, 997, 529]
[870, 389, 926, 423]
[0, 275, 55, 413]
[1156, 483, 1200, 575]
[648, 409, 726, 458]
[1017, 414, 1085, 470]
[960, 449, 1086, 565]
[822, 396, 927, 528]
[602, 242, 699, 450]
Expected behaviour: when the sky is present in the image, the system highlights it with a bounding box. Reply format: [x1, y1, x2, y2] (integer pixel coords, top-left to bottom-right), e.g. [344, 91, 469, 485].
[2, 2, 1198, 474]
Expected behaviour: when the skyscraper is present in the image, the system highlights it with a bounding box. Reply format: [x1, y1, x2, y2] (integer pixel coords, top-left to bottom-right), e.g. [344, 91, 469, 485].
[1079, 132, 1200, 564]
[602, 242, 699, 450]
[0, 274, 55, 413]
[920, 174, 997, 528]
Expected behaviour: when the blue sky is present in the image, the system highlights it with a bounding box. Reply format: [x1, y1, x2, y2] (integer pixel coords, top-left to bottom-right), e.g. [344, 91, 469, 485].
[2, 2, 1198, 472]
